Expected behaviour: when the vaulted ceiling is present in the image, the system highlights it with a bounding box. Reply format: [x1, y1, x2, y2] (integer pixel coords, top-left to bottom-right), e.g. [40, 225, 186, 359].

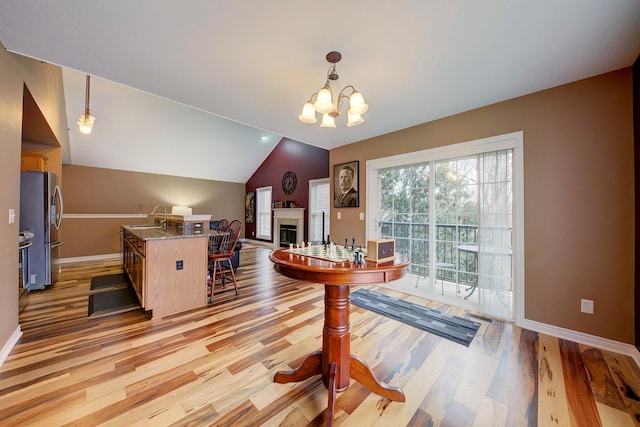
[1, 1, 639, 182]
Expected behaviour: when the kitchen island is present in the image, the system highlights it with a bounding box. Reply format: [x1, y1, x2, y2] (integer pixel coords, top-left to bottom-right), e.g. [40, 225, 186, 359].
[121, 224, 218, 318]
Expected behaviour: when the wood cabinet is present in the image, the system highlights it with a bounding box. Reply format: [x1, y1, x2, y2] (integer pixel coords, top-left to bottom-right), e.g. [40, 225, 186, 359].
[122, 227, 208, 318]
[123, 231, 146, 306]
[21, 150, 48, 172]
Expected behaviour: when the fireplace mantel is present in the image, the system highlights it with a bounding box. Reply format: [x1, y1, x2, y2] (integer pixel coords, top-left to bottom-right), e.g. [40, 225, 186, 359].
[273, 208, 305, 249]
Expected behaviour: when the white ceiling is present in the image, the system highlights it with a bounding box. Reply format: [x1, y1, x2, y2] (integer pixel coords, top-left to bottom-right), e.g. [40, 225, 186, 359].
[1, 1, 639, 183]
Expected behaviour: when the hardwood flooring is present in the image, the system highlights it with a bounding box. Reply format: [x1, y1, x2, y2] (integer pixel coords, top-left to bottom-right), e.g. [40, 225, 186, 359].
[1, 247, 640, 426]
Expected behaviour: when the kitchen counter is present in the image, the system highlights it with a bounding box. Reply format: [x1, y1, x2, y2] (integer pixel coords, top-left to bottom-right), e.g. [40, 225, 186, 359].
[121, 224, 220, 241]
[121, 224, 220, 318]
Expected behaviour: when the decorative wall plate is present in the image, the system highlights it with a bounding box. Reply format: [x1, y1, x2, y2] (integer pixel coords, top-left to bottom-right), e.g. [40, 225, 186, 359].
[282, 171, 297, 195]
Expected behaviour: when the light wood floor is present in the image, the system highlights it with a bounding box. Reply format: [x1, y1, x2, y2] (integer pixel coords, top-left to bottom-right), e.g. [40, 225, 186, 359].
[2, 247, 640, 426]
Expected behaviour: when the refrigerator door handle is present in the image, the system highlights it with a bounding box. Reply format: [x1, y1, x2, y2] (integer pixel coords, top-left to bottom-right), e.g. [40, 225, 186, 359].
[51, 241, 63, 249]
[53, 185, 64, 230]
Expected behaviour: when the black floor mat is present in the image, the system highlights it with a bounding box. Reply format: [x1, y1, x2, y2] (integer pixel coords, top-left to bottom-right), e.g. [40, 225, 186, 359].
[88, 285, 141, 318]
[90, 273, 130, 290]
[350, 288, 481, 347]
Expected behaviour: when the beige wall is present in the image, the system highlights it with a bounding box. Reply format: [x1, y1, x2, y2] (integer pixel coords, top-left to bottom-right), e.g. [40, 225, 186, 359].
[61, 165, 245, 258]
[330, 68, 634, 344]
[0, 46, 69, 353]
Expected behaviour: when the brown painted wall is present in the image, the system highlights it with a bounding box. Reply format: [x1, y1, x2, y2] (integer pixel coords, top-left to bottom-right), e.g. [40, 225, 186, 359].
[0, 45, 68, 353]
[61, 165, 245, 258]
[331, 68, 635, 344]
[245, 138, 329, 242]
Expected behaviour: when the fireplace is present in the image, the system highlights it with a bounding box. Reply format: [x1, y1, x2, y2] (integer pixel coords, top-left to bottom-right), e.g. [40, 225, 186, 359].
[279, 224, 297, 247]
[272, 208, 305, 250]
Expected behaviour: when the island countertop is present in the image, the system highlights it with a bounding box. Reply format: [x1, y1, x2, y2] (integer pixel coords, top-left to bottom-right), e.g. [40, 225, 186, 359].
[121, 224, 222, 241]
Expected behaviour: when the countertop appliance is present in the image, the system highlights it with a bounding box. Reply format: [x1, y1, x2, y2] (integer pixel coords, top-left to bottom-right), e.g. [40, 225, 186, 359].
[20, 171, 64, 290]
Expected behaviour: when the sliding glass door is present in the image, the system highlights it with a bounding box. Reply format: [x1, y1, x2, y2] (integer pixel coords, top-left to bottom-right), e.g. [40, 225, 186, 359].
[368, 133, 522, 320]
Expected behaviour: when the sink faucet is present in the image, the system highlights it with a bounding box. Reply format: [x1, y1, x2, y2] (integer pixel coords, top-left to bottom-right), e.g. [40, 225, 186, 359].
[150, 204, 167, 230]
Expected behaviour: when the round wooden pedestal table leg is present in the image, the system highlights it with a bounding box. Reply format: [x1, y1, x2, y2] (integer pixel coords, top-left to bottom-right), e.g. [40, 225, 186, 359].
[321, 285, 351, 392]
[326, 362, 337, 427]
[273, 282, 405, 425]
[273, 351, 322, 383]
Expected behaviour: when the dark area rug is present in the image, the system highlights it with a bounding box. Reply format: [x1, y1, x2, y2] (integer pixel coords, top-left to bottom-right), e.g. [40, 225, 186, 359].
[88, 284, 141, 318]
[90, 273, 130, 290]
[350, 288, 481, 346]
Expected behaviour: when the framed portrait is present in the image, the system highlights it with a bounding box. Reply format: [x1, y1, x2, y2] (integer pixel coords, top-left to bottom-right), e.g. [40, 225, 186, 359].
[245, 191, 255, 224]
[334, 161, 359, 208]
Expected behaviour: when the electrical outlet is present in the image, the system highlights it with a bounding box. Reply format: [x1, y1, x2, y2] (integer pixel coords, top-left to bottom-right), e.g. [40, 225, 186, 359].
[581, 299, 594, 314]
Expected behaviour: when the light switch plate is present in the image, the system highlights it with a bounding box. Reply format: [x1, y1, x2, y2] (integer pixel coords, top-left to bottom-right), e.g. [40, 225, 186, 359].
[359, 212, 364, 220]
[337, 212, 341, 220]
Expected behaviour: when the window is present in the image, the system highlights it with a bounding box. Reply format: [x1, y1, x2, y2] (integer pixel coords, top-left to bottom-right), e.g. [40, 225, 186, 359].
[367, 132, 523, 321]
[309, 178, 330, 243]
[256, 186, 272, 240]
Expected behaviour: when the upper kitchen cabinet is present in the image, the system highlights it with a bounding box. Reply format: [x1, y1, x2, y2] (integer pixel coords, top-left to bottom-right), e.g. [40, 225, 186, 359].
[21, 84, 62, 178]
[20, 150, 48, 172]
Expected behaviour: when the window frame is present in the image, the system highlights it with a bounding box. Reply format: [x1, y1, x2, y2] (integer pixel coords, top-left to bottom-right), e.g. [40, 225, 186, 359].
[366, 131, 524, 323]
[308, 178, 330, 243]
[256, 186, 272, 240]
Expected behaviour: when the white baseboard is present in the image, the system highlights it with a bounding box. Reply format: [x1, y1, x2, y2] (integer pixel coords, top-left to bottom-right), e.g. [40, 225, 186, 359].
[60, 253, 121, 264]
[0, 326, 22, 368]
[520, 317, 640, 368]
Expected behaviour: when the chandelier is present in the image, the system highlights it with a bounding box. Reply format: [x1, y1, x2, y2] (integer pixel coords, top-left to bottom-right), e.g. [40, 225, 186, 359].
[77, 75, 96, 134]
[298, 51, 368, 127]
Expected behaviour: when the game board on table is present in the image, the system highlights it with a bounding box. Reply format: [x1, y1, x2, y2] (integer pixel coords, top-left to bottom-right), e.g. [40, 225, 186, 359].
[284, 244, 366, 263]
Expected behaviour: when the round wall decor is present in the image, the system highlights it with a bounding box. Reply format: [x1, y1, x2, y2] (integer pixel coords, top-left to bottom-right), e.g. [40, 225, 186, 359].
[282, 171, 297, 195]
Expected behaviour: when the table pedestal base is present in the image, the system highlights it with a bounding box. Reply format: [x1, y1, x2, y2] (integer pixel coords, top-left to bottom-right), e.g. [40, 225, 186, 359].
[274, 285, 405, 426]
[274, 351, 405, 401]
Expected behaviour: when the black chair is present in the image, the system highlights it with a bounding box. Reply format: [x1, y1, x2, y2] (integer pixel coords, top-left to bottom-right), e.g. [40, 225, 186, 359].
[208, 219, 228, 254]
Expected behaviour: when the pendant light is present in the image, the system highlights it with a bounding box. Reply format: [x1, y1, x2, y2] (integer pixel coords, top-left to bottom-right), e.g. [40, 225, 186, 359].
[77, 75, 96, 134]
[298, 51, 368, 127]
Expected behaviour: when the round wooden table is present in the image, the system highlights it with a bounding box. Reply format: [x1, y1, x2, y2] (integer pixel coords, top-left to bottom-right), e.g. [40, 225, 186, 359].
[269, 248, 409, 426]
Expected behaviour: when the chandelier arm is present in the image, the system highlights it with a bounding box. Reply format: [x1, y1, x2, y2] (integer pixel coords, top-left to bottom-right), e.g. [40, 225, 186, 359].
[335, 85, 356, 112]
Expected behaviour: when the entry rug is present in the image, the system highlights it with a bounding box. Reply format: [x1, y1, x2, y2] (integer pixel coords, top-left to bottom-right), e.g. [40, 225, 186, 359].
[350, 288, 480, 347]
[88, 280, 141, 318]
[90, 273, 130, 290]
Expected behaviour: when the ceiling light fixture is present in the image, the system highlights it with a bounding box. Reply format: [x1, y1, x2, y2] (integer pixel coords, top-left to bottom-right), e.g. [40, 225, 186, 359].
[77, 75, 96, 134]
[298, 51, 368, 128]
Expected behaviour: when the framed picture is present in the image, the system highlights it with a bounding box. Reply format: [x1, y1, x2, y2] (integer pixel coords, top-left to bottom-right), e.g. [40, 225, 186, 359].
[245, 192, 255, 224]
[334, 161, 359, 208]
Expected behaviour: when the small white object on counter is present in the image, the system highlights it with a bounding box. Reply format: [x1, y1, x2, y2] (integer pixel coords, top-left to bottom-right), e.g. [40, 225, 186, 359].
[171, 205, 192, 215]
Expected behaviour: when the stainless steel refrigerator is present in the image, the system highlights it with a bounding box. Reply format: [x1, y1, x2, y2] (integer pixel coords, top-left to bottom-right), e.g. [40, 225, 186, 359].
[20, 171, 64, 290]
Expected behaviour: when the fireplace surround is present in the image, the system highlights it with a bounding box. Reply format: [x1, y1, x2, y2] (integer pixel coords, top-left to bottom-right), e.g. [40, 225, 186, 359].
[273, 208, 305, 250]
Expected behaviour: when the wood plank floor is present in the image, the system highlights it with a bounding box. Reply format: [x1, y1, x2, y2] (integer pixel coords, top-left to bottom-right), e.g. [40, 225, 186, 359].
[2, 247, 640, 426]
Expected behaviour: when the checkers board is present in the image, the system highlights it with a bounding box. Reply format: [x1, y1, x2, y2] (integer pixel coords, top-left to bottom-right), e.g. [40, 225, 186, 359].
[284, 245, 366, 263]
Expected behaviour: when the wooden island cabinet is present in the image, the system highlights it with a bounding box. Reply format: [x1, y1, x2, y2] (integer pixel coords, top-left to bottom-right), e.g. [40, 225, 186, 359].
[122, 225, 216, 318]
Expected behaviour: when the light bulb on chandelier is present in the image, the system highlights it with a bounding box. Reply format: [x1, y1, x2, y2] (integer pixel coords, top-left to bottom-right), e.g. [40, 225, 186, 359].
[298, 51, 368, 127]
[77, 75, 96, 135]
